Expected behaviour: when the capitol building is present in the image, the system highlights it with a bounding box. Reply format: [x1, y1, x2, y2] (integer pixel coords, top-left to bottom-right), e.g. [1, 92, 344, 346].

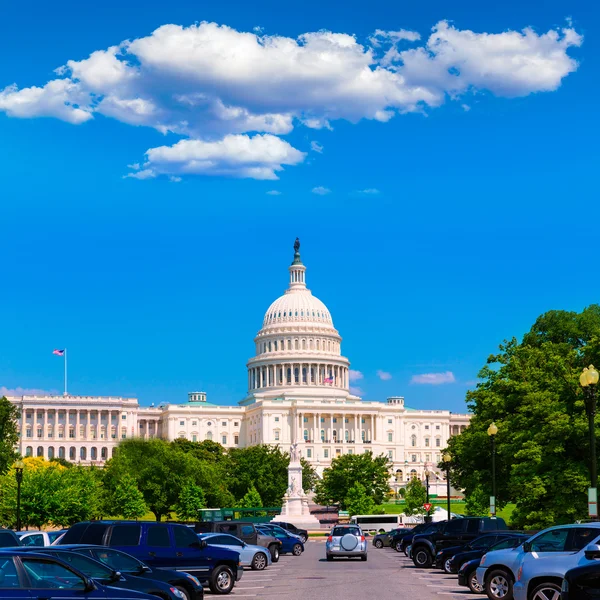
[8, 241, 469, 483]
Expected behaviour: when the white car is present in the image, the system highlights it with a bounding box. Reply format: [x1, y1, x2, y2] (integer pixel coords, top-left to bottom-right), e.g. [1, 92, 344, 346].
[201, 533, 273, 570]
[17, 530, 67, 546]
[326, 525, 368, 561]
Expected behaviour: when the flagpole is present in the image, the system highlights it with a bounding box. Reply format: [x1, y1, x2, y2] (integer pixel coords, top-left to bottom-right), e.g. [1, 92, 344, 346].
[64, 348, 68, 397]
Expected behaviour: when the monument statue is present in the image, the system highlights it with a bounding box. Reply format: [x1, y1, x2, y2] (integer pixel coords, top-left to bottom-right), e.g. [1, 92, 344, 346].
[290, 442, 300, 462]
[294, 237, 300, 253]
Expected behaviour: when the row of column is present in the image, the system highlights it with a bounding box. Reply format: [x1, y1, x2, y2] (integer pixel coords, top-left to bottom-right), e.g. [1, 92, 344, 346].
[248, 363, 348, 390]
[293, 412, 377, 443]
[23, 409, 126, 441]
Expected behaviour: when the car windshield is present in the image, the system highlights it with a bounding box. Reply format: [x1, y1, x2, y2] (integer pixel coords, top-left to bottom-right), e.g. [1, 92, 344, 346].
[489, 537, 526, 551]
[332, 527, 360, 537]
[85, 548, 143, 573]
[46, 552, 113, 579]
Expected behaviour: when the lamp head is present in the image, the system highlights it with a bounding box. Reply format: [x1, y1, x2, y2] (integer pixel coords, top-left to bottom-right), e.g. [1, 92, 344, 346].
[443, 453, 451, 463]
[487, 422, 498, 436]
[14, 459, 25, 470]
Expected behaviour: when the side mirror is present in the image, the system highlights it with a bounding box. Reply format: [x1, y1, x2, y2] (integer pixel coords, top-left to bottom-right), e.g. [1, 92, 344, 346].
[522, 541, 531, 553]
[110, 571, 122, 582]
[84, 578, 96, 593]
[585, 544, 600, 560]
[199, 540, 207, 550]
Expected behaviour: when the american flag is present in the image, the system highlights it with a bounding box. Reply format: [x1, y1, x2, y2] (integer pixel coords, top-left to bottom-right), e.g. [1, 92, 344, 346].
[53, 349, 65, 356]
[324, 376, 334, 384]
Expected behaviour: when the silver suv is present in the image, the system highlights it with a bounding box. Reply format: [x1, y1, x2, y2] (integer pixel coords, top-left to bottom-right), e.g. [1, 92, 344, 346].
[326, 525, 368, 561]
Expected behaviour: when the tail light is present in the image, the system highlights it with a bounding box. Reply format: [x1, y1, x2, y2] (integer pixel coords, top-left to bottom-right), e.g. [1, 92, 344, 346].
[360, 536, 365, 543]
[327, 536, 332, 543]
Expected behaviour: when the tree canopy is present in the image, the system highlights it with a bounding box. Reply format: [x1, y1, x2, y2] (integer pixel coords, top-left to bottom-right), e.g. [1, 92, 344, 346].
[447, 305, 600, 529]
[0, 397, 20, 476]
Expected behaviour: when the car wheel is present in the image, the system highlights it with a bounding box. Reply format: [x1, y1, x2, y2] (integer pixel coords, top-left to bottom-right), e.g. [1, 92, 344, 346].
[209, 565, 235, 595]
[361, 555, 368, 561]
[487, 570, 514, 600]
[468, 572, 484, 594]
[292, 543, 303, 556]
[375, 540, 384, 549]
[269, 545, 280, 562]
[444, 558, 453, 574]
[251, 552, 268, 571]
[530, 582, 562, 600]
[302, 535, 308, 543]
[413, 548, 432, 568]
[395, 541, 403, 552]
[326, 554, 333, 561]
[174, 588, 191, 600]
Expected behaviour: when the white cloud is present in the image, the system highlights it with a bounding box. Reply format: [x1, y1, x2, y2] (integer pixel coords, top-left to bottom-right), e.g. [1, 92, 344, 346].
[377, 370, 392, 381]
[349, 369, 364, 382]
[312, 186, 331, 195]
[127, 163, 141, 170]
[123, 169, 156, 180]
[169, 175, 182, 182]
[310, 141, 324, 153]
[358, 188, 380, 194]
[266, 190, 282, 195]
[411, 371, 456, 385]
[349, 386, 364, 396]
[0, 19, 582, 180]
[0, 386, 55, 397]
[461, 104, 471, 112]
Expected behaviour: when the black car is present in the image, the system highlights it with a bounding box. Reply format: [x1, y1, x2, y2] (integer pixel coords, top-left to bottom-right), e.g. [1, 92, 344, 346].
[392, 522, 443, 554]
[562, 552, 600, 600]
[412, 517, 508, 568]
[271, 522, 309, 543]
[373, 528, 412, 549]
[0, 529, 21, 547]
[435, 532, 526, 573]
[65, 545, 204, 600]
[0, 550, 158, 600]
[457, 535, 530, 594]
[11, 546, 184, 600]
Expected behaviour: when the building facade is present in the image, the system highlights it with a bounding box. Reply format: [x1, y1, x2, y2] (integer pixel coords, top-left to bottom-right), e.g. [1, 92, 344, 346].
[7, 242, 470, 484]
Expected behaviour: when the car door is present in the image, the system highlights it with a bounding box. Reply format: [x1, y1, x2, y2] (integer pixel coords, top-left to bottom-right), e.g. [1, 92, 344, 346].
[145, 525, 175, 568]
[519, 528, 573, 582]
[171, 524, 211, 579]
[438, 519, 467, 550]
[0, 556, 30, 600]
[20, 555, 106, 600]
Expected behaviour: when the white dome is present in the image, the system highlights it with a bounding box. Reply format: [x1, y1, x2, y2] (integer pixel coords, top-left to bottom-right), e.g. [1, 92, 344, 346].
[263, 289, 333, 328]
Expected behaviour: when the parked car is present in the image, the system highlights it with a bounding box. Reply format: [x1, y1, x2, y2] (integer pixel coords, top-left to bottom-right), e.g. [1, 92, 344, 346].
[0, 550, 159, 600]
[257, 524, 303, 541]
[16, 530, 67, 547]
[194, 521, 281, 563]
[200, 533, 271, 570]
[562, 562, 600, 600]
[476, 524, 600, 600]
[58, 520, 242, 595]
[0, 529, 21, 547]
[255, 525, 304, 555]
[373, 528, 412, 549]
[326, 525, 368, 561]
[392, 522, 443, 554]
[457, 536, 530, 594]
[69, 544, 204, 600]
[271, 522, 308, 543]
[12, 546, 186, 600]
[412, 517, 508, 568]
[436, 533, 526, 573]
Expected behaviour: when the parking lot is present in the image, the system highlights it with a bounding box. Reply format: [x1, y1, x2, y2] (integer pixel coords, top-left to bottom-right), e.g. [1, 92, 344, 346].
[228, 538, 486, 600]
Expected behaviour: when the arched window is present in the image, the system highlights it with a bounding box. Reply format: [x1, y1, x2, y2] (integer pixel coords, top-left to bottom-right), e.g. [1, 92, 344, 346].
[80, 447, 87, 460]
[25, 446, 32, 457]
[310, 339, 314, 349]
[361, 430, 366, 441]
[302, 339, 306, 349]
[36, 446, 43, 457]
[69, 447, 76, 460]
[101, 447, 107, 460]
[410, 469, 417, 479]
[286, 367, 292, 384]
[294, 367, 299, 383]
[58, 447, 65, 459]
[425, 437, 430, 447]
[294, 339, 299, 350]
[302, 367, 307, 383]
[206, 431, 213, 441]
[316, 340, 320, 350]
[395, 469, 403, 482]
[37, 427, 42, 438]
[332, 430, 337, 441]
[90, 447, 97, 460]
[304, 429, 309, 441]
[411, 434, 417, 447]
[48, 446, 55, 459]
[268, 342, 272, 352]
[287, 339, 292, 350]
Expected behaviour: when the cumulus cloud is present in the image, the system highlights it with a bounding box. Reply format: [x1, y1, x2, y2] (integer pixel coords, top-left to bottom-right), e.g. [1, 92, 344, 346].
[0, 386, 56, 397]
[312, 186, 331, 195]
[358, 188, 380, 194]
[411, 371, 456, 385]
[310, 141, 324, 153]
[377, 370, 392, 381]
[349, 386, 364, 396]
[266, 190, 282, 195]
[349, 369, 364, 382]
[0, 19, 582, 180]
[169, 175, 182, 182]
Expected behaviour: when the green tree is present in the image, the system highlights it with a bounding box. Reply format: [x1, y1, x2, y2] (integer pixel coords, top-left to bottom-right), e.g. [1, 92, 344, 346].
[300, 457, 318, 493]
[403, 477, 427, 516]
[112, 473, 147, 520]
[240, 484, 263, 508]
[52, 466, 101, 526]
[175, 482, 206, 522]
[0, 397, 20, 476]
[313, 451, 391, 509]
[345, 482, 376, 516]
[447, 305, 600, 529]
[464, 485, 491, 516]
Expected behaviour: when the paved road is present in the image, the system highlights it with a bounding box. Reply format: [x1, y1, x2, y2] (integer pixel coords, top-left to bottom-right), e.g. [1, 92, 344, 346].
[226, 540, 487, 600]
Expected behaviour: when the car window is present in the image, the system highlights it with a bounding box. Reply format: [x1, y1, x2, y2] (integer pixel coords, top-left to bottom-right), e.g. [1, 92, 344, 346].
[481, 519, 499, 532]
[147, 526, 171, 547]
[490, 537, 525, 551]
[223, 536, 243, 546]
[0, 557, 20, 588]
[466, 520, 482, 534]
[217, 524, 238, 534]
[445, 520, 466, 534]
[89, 548, 141, 572]
[208, 535, 229, 545]
[471, 536, 496, 549]
[22, 558, 86, 590]
[173, 525, 200, 548]
[332, 527, 360, 536]
[46, 552, 112, 579]
[21, 534, 45, 547]
[530, 529, 569, 553]
[0, 532, 17, 547]
[48, 531, 64, 543]
[241, 526, 254, 537]
[81, 523, 108, 545]
[109, 525, 141, 547]
[569, 528, 600, 551]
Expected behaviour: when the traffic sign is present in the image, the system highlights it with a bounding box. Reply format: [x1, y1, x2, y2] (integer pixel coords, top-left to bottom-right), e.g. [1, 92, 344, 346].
[423, 503, 432, 512]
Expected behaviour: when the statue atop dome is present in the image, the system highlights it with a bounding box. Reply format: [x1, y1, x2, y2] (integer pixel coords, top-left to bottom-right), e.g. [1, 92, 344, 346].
[294, 237, 300, 253]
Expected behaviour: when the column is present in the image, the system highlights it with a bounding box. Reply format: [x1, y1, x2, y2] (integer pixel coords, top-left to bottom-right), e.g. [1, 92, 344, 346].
[76, 410, 81, 441]
[43, 409, 48, 440]
[354, 414, 359, 442]
[342, 413, 346, 443]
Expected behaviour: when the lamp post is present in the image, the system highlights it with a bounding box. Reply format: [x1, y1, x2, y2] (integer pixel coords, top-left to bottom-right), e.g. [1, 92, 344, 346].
[580, 365, 599, 519]
[443, 453, 452, 519]
[424, 467, 431, 523]
[14, 459, 24, 532]
[487, 422, 498, 517]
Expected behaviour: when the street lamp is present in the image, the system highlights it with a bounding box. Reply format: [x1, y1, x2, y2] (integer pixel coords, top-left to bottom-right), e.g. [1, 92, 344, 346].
[424, 467, 432, 523]
[14, 459, 24, 532]
[580, 365, 599, 519]
[443, 453, 452, 519]
[487, 422, 498, 518]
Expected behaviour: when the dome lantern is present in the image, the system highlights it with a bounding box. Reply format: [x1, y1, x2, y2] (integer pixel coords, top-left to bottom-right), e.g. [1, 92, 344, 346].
[288, 237, 307, 290]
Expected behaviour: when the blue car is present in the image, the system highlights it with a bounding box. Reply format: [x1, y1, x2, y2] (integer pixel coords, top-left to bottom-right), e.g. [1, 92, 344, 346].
[256, 526, 304, 556]
[0, 550, 158, 600]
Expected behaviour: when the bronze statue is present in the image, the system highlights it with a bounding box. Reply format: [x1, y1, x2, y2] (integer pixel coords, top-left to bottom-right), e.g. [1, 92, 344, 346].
[294, 237, 300, 253]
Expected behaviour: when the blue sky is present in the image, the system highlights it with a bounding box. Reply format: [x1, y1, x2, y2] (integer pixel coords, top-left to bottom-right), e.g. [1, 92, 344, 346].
[0, 0, 597, 413]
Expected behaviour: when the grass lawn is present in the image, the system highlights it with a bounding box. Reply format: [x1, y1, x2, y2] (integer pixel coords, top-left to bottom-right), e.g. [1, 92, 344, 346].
[381, 502, 516, 524]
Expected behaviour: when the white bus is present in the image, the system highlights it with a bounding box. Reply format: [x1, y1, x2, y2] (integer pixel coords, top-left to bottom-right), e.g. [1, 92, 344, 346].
[350, 514, 403, 533]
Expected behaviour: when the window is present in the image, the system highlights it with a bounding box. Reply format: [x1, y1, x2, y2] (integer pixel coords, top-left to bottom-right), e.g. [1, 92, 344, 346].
[425, 438, 430, 447]
[109, 525, 141, 546]
[222, 421, 227, 427]
[348, 449, 353, 454]
[122, 414, 127, 420]
[147, 526, 171, 547]
[436, 425, 440, 430]
[388, 450, 393, 459]
[324, 449, 329, 458]
[336, 448, 342, 455]
[192, 421, 197, 426]
[570, 528, 599, 551]
[0, 556, 19, 588]
[530, 528, 569, 552]
[412, 454, 417, 462]
[192, 435, 197, 442]
[345, 418, 349, 423]
[411, 435, 416, 447]
[206, 431, 213, 441]
[436, 438, 441, 447]
[21, 533, 45, 546]
[444, 519, 466, 534]
[174, 525, 200, 547]
[388, 433, 393, 442]
[333, 418, 337, 423]
[222, 435, 227, 445]
[180, 421, 185, 426]
[274, 417, 279, 422]
[304, 430, 309, 441]
[274, 430, 280, 441]
[307, 449, 312, 458]
[23, 558, 86, 590]
[234, 435, 239, 444]
[388, 419, 393, 424]
[425, 425, 429, 429]
[234, 422, 239, 427]
[425, 454, 431, 462]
